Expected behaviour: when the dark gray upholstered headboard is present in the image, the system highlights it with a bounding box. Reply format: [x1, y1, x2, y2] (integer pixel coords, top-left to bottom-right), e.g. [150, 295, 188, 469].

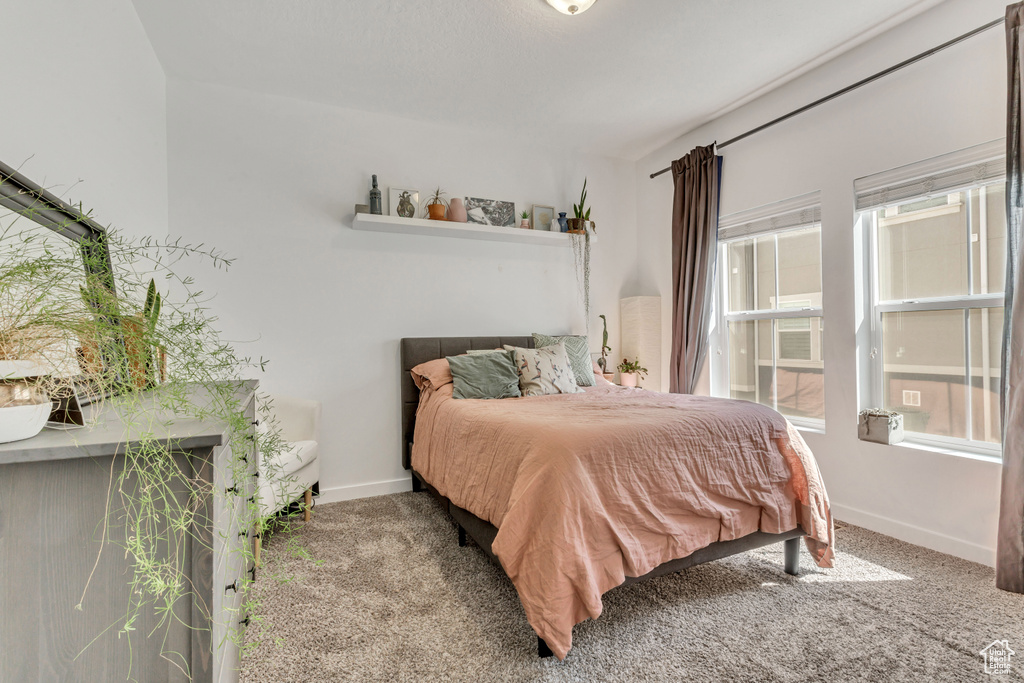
[400, 336, 534, 469]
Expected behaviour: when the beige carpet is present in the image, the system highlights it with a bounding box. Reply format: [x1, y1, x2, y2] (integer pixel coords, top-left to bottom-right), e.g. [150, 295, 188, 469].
[241, 492, 1024, 682]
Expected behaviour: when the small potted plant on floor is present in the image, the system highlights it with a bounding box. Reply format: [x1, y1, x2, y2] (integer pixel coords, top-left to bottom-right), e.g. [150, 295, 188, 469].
[424, 187, 449, 221]
[617, 357, 648, 388]
[520, 210, 531, 229]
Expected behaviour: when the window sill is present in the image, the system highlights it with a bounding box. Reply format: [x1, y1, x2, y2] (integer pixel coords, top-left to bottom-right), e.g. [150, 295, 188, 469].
[882, 438, 1002, 464]
[789, 418, 825, 435]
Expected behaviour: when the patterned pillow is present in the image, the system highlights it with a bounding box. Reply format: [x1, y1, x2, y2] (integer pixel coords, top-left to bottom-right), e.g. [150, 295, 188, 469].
[503, 342, 584, 396]
[532, 333, 595, 387]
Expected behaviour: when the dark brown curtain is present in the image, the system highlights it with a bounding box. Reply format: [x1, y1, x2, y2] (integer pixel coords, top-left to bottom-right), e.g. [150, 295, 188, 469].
[999, 1, 1024, 594]
[669, 144, 722, 394]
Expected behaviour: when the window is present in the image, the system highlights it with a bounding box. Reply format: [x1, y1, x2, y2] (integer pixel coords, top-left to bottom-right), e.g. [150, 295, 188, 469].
[715, 195, 824, 425]
[857, 142, 1005, 454]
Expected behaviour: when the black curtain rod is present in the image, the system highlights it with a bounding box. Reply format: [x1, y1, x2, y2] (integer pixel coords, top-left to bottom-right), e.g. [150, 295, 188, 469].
[649, 15, 1005, 180]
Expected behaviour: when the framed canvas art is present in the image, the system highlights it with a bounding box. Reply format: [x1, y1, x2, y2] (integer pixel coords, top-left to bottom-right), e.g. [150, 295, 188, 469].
[389, 188, 419, 218]
[532, 205, 555, 232]
[464, 197, 515, 227]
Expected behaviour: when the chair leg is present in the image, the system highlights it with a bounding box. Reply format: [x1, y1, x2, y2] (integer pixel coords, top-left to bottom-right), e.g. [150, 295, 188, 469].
[784, 536, 801, 576]
[303, 488, 312, 522]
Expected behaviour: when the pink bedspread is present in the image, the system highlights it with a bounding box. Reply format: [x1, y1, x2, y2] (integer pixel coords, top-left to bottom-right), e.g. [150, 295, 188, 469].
[410, 370, 833, 660]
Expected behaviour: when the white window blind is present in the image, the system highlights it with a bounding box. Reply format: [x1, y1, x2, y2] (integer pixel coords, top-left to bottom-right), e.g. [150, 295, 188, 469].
[855, 139, 1005, 211]
[718, 191, 822, 242]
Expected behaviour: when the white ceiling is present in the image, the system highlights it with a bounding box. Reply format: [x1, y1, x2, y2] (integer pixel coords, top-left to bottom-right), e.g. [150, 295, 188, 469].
[132, 0, 939, 160]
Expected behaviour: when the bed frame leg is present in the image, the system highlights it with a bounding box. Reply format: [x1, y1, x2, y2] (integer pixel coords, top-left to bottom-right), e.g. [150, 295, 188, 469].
[457, 524, 467, 547]
[537, 636, 554, 658]
[411, 472, 422, 492]
[784, 537, 801, 576]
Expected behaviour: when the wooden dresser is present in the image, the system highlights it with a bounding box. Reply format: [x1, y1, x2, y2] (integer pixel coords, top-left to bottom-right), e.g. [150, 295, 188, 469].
[0, 381, 258, 683]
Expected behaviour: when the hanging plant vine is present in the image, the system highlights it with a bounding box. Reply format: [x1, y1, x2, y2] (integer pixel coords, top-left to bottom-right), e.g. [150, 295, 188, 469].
[570, 231, 591, 329]
[568, 178, 594, 331]
[0, 187, 312, 680]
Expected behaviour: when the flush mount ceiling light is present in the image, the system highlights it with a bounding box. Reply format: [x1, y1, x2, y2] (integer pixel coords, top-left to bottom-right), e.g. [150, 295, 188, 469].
[545, 0, 597, 15]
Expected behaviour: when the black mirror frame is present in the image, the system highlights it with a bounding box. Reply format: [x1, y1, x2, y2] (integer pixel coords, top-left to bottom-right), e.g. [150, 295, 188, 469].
[0, 159, 117, 293]
[0, 159, 124, 376]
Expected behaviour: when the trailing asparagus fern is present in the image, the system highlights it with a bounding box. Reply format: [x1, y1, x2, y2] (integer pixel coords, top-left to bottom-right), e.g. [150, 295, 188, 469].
[0, 182, 314, 680]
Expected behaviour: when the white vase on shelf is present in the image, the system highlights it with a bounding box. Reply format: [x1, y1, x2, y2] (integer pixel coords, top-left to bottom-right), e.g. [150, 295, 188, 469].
[448, 198, 468, 222]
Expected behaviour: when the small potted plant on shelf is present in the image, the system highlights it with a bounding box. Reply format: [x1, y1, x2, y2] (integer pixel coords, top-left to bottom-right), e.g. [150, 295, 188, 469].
[617, 357, 648, 388]
[566, 178, 594, 234]
[520, 210, 531, 229]
[423, 187, 449, 221]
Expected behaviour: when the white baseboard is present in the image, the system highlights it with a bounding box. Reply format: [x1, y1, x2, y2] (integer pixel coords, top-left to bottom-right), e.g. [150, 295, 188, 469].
[317, 477, 412, 504]
[830, 502, 995, 567]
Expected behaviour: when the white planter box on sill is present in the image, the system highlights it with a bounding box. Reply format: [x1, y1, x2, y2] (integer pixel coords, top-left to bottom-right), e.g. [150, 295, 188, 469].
[858, 409, 904, 445]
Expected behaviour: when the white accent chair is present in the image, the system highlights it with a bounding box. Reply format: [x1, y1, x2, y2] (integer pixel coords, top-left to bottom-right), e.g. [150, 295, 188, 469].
[256, 395, 321, 563]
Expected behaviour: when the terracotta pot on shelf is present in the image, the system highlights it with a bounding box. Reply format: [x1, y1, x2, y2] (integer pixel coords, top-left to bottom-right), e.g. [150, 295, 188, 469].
[76, 345, 103, 375]
[122, 316, 149, 390]
[520, 219, 531, 229]
[76, 326, 104, 375]
[565, 218, 594, 234]
[448, 198, 468, 222]
[602, 373, 615, 383]
[427, 203, 447, 221]
[619, 372, 637, 388]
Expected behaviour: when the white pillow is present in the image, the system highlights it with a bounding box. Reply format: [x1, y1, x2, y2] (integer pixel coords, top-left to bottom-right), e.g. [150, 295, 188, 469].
[504, 342, 584, 396]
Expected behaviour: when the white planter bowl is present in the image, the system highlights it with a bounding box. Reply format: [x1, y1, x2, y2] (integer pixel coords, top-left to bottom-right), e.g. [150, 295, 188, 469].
[0, 401, 51, 444]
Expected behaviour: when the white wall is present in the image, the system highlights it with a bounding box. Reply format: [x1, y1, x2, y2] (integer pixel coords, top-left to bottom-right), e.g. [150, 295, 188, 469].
[1, 0, 167, 239]
[166, 79, 639, 502]
[635, 0, 1007, 565]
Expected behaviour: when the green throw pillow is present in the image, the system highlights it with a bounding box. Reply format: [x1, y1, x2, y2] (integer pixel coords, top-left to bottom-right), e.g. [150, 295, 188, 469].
[532, 333, 595, 387]
[447, 352, 521, 400]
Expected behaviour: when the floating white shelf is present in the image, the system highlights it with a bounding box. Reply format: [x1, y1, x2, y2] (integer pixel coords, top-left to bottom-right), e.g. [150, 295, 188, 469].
[351, 213, 594, 247]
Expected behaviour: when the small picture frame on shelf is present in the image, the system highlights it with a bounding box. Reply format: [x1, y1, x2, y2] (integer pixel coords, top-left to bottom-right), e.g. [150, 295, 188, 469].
[465, 197, 516, 227]
[389, 188, 419, 219]
[532, 205, 555, 232]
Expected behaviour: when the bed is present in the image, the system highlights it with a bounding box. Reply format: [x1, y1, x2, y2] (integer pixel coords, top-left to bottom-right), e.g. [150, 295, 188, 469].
[400, 336, 834, 660]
